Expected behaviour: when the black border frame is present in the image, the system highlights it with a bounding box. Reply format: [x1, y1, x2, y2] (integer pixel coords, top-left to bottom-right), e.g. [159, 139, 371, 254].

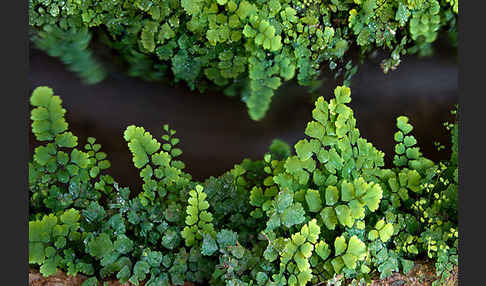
[5, 0, 479, 284]
[4, 0, 29, 284]
[457, 0, 481, 285]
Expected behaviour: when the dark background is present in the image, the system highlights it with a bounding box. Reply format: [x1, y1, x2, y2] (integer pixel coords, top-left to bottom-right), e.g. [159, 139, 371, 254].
[29, 45, 458, 191]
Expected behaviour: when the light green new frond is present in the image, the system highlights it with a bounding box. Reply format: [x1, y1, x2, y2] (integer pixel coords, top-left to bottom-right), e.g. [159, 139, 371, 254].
[295, 139, 320, 161]
[331, 235, 367, 273]
[284, 86, 384, 187]
[381, 168, 423, 207]
[334, 86, 352, 105]
[29, 209, 82, 276]
[129, 124, 188, 205]
[29, 214, 58, 244]
[319, 177, 383, 230]
[279, 219, 321, 286]
[393, 115, 435, 172]
[368, 219, 394, 243]
[251, 19, 282, 52]
[30, 86, 69, 141]
[59, 208, 81, 229]
[181, 185, 215, 246]
[124, 125, 161, 169]
[315, 240, 331, 261]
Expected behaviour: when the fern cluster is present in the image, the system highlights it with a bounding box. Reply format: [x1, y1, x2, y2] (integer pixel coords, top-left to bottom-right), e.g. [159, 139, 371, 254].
[29, 0, 458, 120]
[29, 85, 458, 285]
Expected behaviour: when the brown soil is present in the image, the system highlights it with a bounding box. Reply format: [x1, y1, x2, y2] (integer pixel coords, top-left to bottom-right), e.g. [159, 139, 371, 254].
[29, 268, 125, 286]
[29, 268, 196, 286]
[368, 261, 458, 286]
[29, 261, 458, 286]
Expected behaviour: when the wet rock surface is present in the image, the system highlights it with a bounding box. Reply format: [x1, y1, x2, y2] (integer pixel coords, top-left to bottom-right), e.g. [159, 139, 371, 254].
[29, 47, 458, 191]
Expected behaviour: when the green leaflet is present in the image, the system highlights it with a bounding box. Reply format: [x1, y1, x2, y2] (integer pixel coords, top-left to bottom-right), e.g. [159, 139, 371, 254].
[264, 189, 305, 231]
[201, 234, 218, 256]
[368, 220, 395, 243]
[181, 185, 216, 246]
[87, 233, 113, 258]
[249, 18, 282, 52]
[318, 178, 383, 230]
[279, 219, 321, 286]
[124, 126, 161, 169]
[305, 189, 322, 212]
[30, 86, 68, 141]
[331, 235, 367, 272]
[141, 21, 158, 52]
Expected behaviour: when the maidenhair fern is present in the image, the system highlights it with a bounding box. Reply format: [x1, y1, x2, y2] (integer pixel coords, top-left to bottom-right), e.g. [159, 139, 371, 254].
[181, 185, 216, 247]
[28, 85, 458, 285]
[29, 0, 458, 120]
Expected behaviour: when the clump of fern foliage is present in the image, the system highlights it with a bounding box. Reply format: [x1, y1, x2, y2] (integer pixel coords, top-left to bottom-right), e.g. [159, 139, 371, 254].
[29, 0, 458, 120]
[29, 85, 458, 286]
